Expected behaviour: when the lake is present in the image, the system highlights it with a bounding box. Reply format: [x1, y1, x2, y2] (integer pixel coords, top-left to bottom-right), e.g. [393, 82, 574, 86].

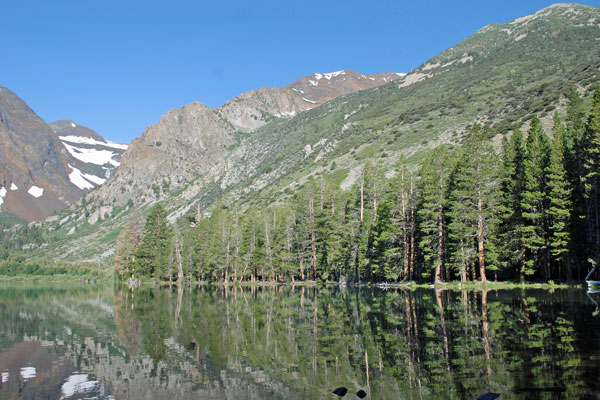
[0, 283, 599, 399]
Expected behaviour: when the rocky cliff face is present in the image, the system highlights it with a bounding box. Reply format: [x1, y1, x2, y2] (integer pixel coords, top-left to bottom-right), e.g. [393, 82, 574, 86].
[0, 85, 126, 222]
[90, 70, 402, 210]
[93, 102, 235, 207]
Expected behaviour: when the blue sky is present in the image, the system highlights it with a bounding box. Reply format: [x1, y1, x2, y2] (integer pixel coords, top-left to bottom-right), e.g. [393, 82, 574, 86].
[1, 0, 599, 143]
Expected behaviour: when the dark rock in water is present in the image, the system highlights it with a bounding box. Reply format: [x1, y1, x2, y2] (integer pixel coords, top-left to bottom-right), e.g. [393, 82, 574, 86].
[332, 387, 348, 396]
[477, 393, 500, 400]
[356, 389, 367, 398]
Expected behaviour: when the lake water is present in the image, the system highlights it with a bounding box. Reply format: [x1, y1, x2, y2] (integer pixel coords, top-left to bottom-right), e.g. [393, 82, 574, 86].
[0, 283, 599, 399]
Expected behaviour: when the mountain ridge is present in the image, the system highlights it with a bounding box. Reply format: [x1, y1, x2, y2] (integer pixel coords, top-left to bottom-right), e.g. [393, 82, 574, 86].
[89, 70, 404, 211]
[11, 3, 600, 263]
[0, 86, 127, 222]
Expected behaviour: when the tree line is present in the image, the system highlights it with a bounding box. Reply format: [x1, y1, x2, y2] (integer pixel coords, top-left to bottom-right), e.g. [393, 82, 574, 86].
[115, 88, 600, 284]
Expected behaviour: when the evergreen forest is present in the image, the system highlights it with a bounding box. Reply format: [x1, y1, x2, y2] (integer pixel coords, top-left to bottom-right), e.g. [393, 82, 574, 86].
[113, 88, 600, 285]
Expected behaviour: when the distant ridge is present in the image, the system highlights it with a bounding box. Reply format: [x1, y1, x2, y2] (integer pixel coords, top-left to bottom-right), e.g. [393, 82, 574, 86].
[0, 86, 127, 222]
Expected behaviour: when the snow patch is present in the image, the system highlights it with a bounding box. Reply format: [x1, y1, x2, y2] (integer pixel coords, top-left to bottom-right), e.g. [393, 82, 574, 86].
[313, 71, 345, 80]
[308, 80, 319, 87]
[10, 183, 18, 190]
[62, 142, 120, 166]
[2, 372, 8, 383]
[28, 186, 44, 198]
[59, 135, 128, 150]
[0, 187, 6, 198]
[68, 164, 106, 190]
[61, 373, 99, 398]
[20, 366, 36, 381]
[291, 88, 305, 94]
[395, 72, 407, 77]
[323, 70, 345, 80]
[70, 122, 76, 128]
[302, 98, 318, 104]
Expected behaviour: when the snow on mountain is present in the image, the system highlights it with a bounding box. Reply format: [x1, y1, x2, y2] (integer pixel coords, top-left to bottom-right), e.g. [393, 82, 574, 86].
[49, 120, 128, 191]
[62, 141, 121, 166]
[28, 186, 44, 198]
[59, 135, 129, 150]
[68, 164, 106, 190]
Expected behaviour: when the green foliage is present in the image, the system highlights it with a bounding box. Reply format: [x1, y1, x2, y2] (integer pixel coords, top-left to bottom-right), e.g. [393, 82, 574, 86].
[521, 116, 551, 278]
[547, 113, 572, 264]
[134, 204, 172, 279]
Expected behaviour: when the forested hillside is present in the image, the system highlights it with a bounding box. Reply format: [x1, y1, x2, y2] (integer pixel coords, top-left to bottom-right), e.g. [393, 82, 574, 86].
[112, 88, 600, 284]
[3, 4, 600, 283]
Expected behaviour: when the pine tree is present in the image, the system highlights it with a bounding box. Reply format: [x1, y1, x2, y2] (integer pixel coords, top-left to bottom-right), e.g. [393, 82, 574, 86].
[580, 88, 600, 260]
[563, 90, 589, 274]
[447, 126, 500, 282]
[498, 128, 527, 280]
[114, 208, 143, 278]
[521, 115, 551, 279]
[417, 146, 452, 283]
[379, 161, 417, 281]
[546, 112, 572, 279]
[135, 204, 172, 279]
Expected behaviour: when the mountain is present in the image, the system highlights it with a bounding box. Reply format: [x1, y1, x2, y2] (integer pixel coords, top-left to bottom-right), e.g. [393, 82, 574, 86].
[20, 3, 600, 262]
[0, 86, 127, 222]
[88, 70, 403, 210]
[121, 3, 600, 214]
[284, 70, 405, 105]
[50, 120, 127, 188]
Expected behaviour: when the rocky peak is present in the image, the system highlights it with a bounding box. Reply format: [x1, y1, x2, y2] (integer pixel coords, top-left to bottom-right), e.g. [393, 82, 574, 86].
[50, 120, 104, 141]
[285, 70, 405, 105]
[87, 69, 404, 213]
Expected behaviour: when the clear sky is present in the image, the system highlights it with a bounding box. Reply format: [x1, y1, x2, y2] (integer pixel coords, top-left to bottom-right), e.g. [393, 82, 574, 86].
[1, 0, 599, 143]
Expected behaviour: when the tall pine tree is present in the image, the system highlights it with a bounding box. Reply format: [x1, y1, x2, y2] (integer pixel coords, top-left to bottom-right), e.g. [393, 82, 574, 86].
[521, 115, 551, 279]
[135, 204, 172, 279]
[546, 112, 572, 279]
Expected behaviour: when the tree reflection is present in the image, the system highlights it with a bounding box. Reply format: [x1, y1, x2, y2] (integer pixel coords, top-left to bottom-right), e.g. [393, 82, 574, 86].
[110, 286, 600, 399]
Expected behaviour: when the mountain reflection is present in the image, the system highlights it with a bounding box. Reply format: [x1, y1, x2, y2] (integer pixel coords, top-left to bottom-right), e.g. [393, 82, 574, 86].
[0, 283, 599, 399]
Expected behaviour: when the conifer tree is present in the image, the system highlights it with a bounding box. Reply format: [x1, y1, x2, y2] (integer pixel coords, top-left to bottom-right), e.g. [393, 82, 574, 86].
[417, 146, 452, 283]
[498, 128, 527, 279]
[580, 88, 600, 259]
[447, 126, 500, 282]
[546, 113, 572, 279]
[521, 115, 551, 279]
[135, 204, 172, 279]
[114, 208, 143, 278]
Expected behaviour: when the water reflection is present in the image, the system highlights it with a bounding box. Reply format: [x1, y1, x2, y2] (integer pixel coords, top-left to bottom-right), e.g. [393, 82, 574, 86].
[0, 283, 599, 399]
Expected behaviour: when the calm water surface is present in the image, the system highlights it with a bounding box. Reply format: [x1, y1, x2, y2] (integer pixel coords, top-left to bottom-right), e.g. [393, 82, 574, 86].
[0, 283, 599, 399]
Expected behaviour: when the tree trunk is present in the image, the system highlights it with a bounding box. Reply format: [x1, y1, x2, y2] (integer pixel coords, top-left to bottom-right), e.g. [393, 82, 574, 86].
[360, 173, 364, 223]
[434, 213, 444, 284]
[478, 197, 487, 282]
[309, 195, 317, 280]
